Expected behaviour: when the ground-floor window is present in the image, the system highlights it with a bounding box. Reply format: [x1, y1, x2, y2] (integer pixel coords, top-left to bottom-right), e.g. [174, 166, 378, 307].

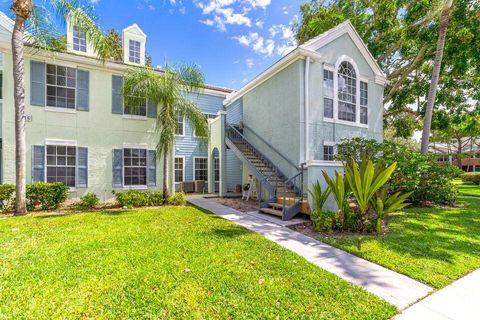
[175, 157, 184, 182]
[124, 148, 147, 186]
[323, 145, 335, 161]
[194, 157, 208, 181]
[46, 145, 76, 187]
[214, 157, 220, 182]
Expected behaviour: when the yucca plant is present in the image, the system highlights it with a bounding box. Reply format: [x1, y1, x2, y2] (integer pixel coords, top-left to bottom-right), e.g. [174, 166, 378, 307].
[371, 188, 412, 234]
[345, 159, 397, 221]
[307, 181, 333, 231]
[307, 181, 331, 211]
[322, 170, 349, 228]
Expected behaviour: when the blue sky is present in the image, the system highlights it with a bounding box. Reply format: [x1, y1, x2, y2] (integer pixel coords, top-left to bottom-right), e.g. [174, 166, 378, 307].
[1, 0, 305, 89]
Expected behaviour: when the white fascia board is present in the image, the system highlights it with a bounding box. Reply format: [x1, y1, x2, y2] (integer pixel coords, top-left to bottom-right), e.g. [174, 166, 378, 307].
[223, 47, 321, 106]
[122, 24, 147, 38]
[301, 20, 386, 81]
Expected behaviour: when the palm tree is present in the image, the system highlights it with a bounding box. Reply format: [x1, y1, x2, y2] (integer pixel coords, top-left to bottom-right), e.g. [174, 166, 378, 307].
[123, 65, 209, 201]
[420, 0, 454, 154]
[10, 0, 109, 215]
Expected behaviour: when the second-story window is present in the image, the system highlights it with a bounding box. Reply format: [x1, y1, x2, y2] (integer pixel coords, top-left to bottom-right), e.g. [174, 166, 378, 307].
[73, 26, 87, 52]
[129, 40, 141, 64]
[46, 64, 76, 109]
[360, 81, 368, 124]
[323, 69, 334, 118]
[124, 97, 147, 117]
[175, 112, 185, 136]
[337, 61, 357, 122]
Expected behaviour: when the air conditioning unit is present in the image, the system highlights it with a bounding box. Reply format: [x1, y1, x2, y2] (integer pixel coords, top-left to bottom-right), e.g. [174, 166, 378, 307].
[194, 180, 205, 193]
[181, 182, 195, 193]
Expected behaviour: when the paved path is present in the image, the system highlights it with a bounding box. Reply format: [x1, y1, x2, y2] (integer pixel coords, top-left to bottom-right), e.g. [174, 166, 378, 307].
[187, 195, 432, 310]
[395, 268, 480, 320]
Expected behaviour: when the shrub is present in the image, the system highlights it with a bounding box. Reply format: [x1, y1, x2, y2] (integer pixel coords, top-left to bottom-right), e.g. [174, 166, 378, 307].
[114, 190, 164, 208]
[311, 210, 336, 232]
[0, 184, 15, 212]
[167, 192, 186, 206]
[26, 182, 69, 211]
[76, 192, 100, 210]
[461, 173, 480, 185]
[337, 138, 462, 205]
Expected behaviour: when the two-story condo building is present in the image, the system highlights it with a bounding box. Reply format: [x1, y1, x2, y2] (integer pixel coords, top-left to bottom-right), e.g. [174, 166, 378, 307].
[0, 12, 386, 219]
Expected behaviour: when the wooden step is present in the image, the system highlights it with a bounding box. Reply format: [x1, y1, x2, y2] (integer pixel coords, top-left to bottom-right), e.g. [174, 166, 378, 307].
[259, 207, 283, 217]
[268, 202, 284, 209]
[276, 197, 310, 215]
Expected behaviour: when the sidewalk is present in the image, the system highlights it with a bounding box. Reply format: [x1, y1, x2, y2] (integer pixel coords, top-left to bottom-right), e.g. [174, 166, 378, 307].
[395, 268, 480, 320]
[187, 195, 432, 310]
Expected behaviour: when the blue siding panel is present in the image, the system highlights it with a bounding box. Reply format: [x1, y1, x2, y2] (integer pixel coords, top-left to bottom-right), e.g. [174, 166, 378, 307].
[176, 92, 225, 183]
[226, 98, 243, 125]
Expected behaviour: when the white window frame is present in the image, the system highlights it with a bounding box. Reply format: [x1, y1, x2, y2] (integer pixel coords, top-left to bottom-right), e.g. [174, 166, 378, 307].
[122, 144, 148, 189]
[323, 141, 336, 161]
[323, 56, 369, 128]
[45, 63, 77, 113]
[129, 40, 141, 64]
[193, 156, 208, 182]
[45, 139, 78, 191]
[72, 26, 87, 53]
[175, 113, 185, 137]
[174, 156, 185, 183]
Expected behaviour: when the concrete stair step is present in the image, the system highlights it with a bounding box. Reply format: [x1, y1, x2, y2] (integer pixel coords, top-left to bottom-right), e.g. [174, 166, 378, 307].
[259, 207, 283, 217]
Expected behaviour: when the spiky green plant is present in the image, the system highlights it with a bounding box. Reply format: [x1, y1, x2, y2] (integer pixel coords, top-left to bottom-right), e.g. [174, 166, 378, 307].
[122, 64, 209, 201]
[307, 181, 331, 211]
[371, 188, 412, 234]
[322, 170, 349, 228]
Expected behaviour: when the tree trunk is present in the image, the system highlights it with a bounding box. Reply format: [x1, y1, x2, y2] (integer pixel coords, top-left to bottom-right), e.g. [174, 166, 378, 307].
[420, 1, 453, 154]
[162, 149, 169, 203]
[11, 14, 27, 215]
[456, 137, 463, 170]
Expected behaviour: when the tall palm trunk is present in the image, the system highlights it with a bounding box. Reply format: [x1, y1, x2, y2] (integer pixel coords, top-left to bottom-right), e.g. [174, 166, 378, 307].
[420, 0, 453, 154]
[162, 149, 170, 203]
[11, 0, 32, 215]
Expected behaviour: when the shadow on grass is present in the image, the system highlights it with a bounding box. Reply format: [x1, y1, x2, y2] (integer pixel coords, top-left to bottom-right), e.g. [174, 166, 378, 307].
[209, 226, 251, 239]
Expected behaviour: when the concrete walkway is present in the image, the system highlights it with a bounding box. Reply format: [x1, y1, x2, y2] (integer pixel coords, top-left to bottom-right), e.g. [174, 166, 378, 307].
[395, 268, 480, 320]
[187, 195, 432, 310]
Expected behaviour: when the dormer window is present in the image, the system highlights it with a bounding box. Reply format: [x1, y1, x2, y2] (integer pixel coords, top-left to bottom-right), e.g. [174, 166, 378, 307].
[73, 26, 87, 52]
[129, 40, 141, 64]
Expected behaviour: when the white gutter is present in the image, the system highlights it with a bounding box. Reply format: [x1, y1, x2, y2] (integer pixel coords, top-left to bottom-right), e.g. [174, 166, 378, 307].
[224, 47, 322, 106]
[304, 56, 311, 162]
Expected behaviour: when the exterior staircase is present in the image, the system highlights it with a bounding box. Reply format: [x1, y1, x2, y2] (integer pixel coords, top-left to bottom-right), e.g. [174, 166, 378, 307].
[225, 123, 307, 220]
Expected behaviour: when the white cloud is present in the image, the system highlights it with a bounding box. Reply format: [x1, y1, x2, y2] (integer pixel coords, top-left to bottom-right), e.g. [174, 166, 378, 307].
[281, 6, 289, 15]
[245, 58, 254, 68]
[255, 20, 264, 28]
[89, 0, 100, 4]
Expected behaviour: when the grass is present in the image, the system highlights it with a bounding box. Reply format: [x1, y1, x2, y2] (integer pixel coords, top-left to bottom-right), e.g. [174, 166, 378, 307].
[0, 206, 396, 319]
[453, 178, 480, 197]
[321, 197, 480, 289]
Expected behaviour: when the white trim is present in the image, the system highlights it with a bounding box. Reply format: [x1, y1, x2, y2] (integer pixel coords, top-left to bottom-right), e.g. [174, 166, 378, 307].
[122, 114, 148, 121]
[193, 156, 208, 181]
[304, 56, 311, 162]
[123, 143, 148, 149]
[301, 20, 386, 79]
[323, 141, 335, 146]
[323, 117, 369, 129]
[123, 185, 148, 190]
[174, 155, 185, 183]
[306, 160, 343, 167]
[224, 47, 322, 106]
[45, 107, 77, 114]
[122, 24, 147, 38]
[175, 115, 186, 137]
[45, 139, 77, 146]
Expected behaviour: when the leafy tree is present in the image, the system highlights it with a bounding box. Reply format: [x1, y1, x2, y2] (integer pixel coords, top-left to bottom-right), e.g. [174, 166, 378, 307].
[10, 0, 110, 215]
[98, 28, 122, 61]
[122, 64, 209, 201]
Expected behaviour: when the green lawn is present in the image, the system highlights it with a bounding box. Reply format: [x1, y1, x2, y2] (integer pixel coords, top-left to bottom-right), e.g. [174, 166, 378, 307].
[321, 197, 480, 289]
[0, 206, 396, 319]
[454, 179, 480, 197]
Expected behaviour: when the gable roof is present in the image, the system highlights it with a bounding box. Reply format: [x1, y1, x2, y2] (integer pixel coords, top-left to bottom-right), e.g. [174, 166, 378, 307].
[300, 20, 386, 79]
[122, 24, 147, 38]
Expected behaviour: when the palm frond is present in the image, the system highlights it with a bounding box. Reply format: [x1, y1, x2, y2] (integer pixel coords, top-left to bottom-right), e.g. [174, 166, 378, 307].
[175, 63, 205, 94]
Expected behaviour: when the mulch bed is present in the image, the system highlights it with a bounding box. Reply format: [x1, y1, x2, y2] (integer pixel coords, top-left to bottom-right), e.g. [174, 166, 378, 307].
[208, 197, 260, 212]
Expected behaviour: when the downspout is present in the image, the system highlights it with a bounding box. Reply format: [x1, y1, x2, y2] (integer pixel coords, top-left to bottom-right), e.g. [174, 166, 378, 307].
[304, 56, 311, 162]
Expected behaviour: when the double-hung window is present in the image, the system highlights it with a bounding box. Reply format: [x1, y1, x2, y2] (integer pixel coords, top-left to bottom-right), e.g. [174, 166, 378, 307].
[124, 96, 147, 116]
[323, 144, 335, 161]
[323, 69, 334, 118]
[175, 112, 185, 136]
[46, 145, 76, 187]
[129, 40, 141, 64]
[46, 64, 76, 109]
[337, 61, 357, 122]
[360, 81, 368, 124]
[123, 148, 147, 186]
[73, 26, 87, 52]
[174, 157, 184, 182]
[194, 157, 208, 181]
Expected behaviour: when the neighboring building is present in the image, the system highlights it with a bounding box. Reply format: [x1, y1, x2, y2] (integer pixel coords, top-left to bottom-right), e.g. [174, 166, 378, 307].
[429, 138, 480, 172]
[0, 13, 387, 219]
[209, 21, 386, 218]
[0, 12, 233, 201]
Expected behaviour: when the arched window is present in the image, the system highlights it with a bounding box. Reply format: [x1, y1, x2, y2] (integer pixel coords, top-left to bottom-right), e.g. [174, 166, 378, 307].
[337, 61, 357, 122]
